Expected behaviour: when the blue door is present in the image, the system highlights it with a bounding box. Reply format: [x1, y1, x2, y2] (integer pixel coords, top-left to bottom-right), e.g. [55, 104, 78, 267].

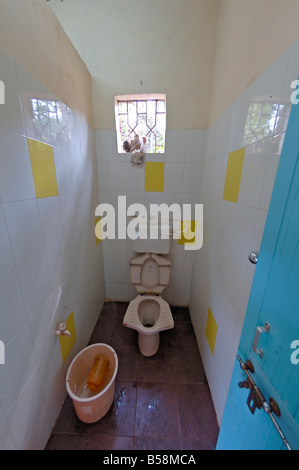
[216, 94, 299, 450]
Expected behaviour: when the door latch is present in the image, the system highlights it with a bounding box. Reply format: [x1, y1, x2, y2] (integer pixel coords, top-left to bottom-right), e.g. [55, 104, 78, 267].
[238, 377, 263, 414]
[252, 322, 271, 358]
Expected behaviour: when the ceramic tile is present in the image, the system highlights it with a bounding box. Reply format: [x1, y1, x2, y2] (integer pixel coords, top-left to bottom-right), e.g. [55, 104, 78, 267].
[17, 252, 51, 319]
[163, 162, 184, 193]
[37, 197, 63, 249]
[27, 138, 58, 199]
[95, 130, 108, 162]
[5, 368, 49, 450]
[238, 140, 270, 208]
[176, 383, 218, 441]
[0, 325, 37, 414]
[135, 382, 180, 439]
[16, 64, 51, 145]
[126, 162, 145, 191]
[0, 271, 27, 344]
[0, 205, 15, 278]
[53, 147, 73, 195]
[0, 128, 35, 203]
[182, 162, 202, 193]
[108, 161, 127, 190]
[3, 200, 45, 268]
[164, 129, 186, 163]
[59, 194, 76, 239]
[185, 129, 206, 163]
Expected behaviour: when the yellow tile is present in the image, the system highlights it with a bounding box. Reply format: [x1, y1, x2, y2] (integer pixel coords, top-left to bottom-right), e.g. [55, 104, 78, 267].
[27, 138, 58, 198]
[144, 162, 164, 192]
[178, 220, 197, 245]
[59, 311, 77, 364]
[223, 147, 246, 203]
[205, 308, 218, 355]
[95, 217, 102, 245]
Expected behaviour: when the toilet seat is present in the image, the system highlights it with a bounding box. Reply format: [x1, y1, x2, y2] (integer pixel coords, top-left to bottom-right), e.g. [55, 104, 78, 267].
[123, 253, 174, 355]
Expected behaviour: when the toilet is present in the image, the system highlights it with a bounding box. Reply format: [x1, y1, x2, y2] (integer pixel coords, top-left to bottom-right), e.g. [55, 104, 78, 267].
[123, 241, 174, 356]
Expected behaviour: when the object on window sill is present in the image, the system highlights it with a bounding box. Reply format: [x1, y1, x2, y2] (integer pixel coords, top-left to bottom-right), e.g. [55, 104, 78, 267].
[130, 151, 144, 166]
[123, 135, 146, 166]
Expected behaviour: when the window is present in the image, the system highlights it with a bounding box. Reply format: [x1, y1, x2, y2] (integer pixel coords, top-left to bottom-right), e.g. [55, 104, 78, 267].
[114, 94, 166, 154]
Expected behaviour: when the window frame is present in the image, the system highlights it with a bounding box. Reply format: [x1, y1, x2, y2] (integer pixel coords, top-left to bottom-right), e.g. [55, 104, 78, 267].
[114, 93, 166, 154]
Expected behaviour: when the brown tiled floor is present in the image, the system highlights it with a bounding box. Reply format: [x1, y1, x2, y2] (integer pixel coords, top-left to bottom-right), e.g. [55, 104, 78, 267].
[46, 302, 219, 450]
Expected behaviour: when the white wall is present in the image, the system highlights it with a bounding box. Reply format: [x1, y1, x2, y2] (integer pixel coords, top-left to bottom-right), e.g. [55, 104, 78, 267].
[96, 128, 206, 305]
[189, 38, 299, 424]
[0, 47, 105, 450]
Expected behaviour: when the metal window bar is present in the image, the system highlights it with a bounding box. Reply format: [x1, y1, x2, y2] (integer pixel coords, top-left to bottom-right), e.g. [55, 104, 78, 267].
[237, 354, 292, 450]
[117, 99, 165, 153]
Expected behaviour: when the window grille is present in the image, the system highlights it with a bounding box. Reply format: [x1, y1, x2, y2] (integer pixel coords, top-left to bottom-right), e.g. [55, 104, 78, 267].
[115, 94, 166, 154]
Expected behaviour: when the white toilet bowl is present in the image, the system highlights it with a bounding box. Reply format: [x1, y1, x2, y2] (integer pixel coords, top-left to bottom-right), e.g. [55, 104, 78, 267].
[123, 253, 174, 356]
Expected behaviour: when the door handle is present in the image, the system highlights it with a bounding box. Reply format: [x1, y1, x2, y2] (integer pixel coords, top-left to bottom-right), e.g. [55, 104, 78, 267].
[248, 251, 259, 264]
[252, 322, 271, 358]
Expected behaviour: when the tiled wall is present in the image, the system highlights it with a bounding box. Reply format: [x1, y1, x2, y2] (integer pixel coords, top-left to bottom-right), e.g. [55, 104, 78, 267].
[189, 38, 299, 424]
[95, 128, 206, 306]
[0, 47, 105, 449]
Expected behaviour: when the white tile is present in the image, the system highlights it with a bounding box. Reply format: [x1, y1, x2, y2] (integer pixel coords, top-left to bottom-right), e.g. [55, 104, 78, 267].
[252, 209, 267, 251]
[0, 325, 37, 414]
[0, 48, 24, 134]
[74, 190, 93, 230]
[126, 162, 145, 191]
[70, 152, 84, 192]
[164, 129, 186, 162]
[59, 194, 77, 238]
[95, 130, 108, 161]
[164, 162, 184, 193]
[0, 205, 15, 278]
[106, 130, 119, 161]
[16, 64, 51, 145]
[97, 160, 109, 191]
[17, 253, 52, 319]
[3, 200, 45, 267]
[182, 162, 202, 193]
[246, 53, 288, 146]
[229, 85, 255, 153]
[28, 295, 57, 365]
[205, 105, 234, 159]
[108, 161, 127, 190]
[260, 133, 285, 210]
[46, 240, 68, 292]
[0, 128, 35, 203]
[37, 197, 63, 249]
[0, 271, 27, 344]
[185, 129, 206, 163]
[5, 367, 49, 449]
[238, 139, 270, 208]
[0, 415, 15, 450]
[68, 109, 82, 155]
[112, 283, 129, 301]
[53, 147, 73, 195]
[47, 97, 69, 150]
